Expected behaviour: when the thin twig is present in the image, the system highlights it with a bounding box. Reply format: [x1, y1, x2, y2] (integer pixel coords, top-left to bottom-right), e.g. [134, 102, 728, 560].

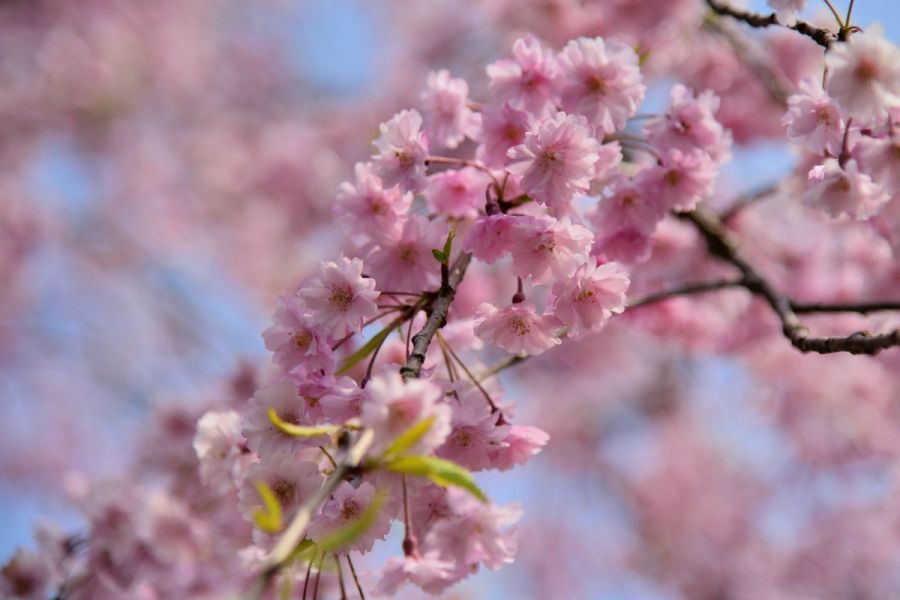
[312, 551, 325, 600]
[705, 0, 837, 48]
[335, 554, 348, 600]
[626, 278, 746, 309]
[437, 331, 501, 414]
[347, 555, 366, 600]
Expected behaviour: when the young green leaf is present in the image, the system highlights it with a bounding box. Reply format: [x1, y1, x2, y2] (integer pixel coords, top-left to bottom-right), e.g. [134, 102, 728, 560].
[252, 480, 284, 533]
[384, 455, 488, 503]
[315, 492, 386, 553]
[268, 408, 340, 438]
[378, 416, 435, 461]
[431, 248, 448, 263]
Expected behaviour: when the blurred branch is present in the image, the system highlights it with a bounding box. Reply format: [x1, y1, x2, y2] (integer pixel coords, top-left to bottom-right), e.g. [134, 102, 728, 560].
[705, 0, 837, 49]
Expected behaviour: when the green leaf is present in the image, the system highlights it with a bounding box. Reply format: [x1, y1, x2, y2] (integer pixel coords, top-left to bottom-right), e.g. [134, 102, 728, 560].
[252, 480, 283, 533]
[385, 455, 488, 503]
[336, 323, 395, 375]
[431, 248, 447, 263]
[268, 408, 340, 438]
[315, 492, 386, 553]
[432, 230, 456, 265]
[379, 416, 434, 460]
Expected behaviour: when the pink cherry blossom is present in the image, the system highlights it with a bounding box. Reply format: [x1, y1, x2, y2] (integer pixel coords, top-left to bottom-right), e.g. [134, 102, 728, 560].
[507, 112, 601, 212]
[648, 150, 719, 212]
[425, 168, 490, 219]
[365, 214, 446, 292]
[783, 77, 846, 156]
[857, 135, 900, 196]
[491, 425, 550, 471]
[826, 25, 900, 122]
[375, 551, 456, 596]
[508, 216, 593, 284]
[261, 295, 334, 374]
[804, 158, 890, 220]
[242, 380, 324, 457]
[361, 369, 451, 455]
[0, 548, 53, 600]
[308, 481, 391, 553]
[420, 69, 479, 149]
[475, 301, 563, 355]
[335, 162, 411, 239]
[237, 454, 323, 521]
[557, 36, 645, 134]
[426, 488, 522, 570]
[299, 255, 380, 338]
[551, 259, 630, 335]
[371, 109, 430, 193]
[645, 83, 732, 163]
[319, 377, 365, 422]
[462, 213, 519, 264]
[477, 102, 531, 167]
[193, 409, 248, 493]
[486, 35, 559, 116]
[436, 385, 507, 471]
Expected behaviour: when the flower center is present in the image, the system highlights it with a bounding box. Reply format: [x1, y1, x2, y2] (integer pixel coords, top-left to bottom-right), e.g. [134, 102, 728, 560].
[664, 169, 682, 186]
[329, 283, 354, 311]
[279, 410, 300, 426]
[575, 288, 595, 303]
[507, 315, 531, 336]
[398, 244, 418, 264]
[454, 427, 474, 448]
[854, 57, 879, 81]
[271, 479, 297, 507]
[292, 329, 312, 350]
[395, 150, 415, 169]
[586, 75, 606, 95]
[341, 500, 361, 520]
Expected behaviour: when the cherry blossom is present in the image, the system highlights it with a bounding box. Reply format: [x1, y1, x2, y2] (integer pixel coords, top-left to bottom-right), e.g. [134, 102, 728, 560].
[551, 259, 630, 335]
[475, 301, 563, 355]
[804, 158, 890, 219]
[299, 255, 380, 338]
[826, 25, 900, 122]
[420, 69, 479, 149]
[372, 109, 430, 193]
[487, 35, 559, 116]
[261, 296, 334, 375]
[783, 77, 846, 156]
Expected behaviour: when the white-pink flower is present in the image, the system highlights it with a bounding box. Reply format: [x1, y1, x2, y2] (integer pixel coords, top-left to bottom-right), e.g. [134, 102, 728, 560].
[486, 35, 559, 116]
[262, 295, 334, 375]
[425, 488, 522, 570]
[858, 135, 900, 196]
[648, 150, 718, 212]
[645, 84, 731, 163]
[507, 112, 601, 212]
[237, 454, 323, 521]
[783, 78, 846, 156]
[490, 425, 550, 471]
[420, 69, 479, 149]
[557, 36, 645, 135]
[436, 386, 507, 471]
[375, 551, 457, 596]
[477, 102, 531, 167]
[462, 213, 519, 264]
[361, 369, 451, 456]
[308, 481, 391, 553]
[474, 301, 562, 355]
[242, 380, 325, 457]
[299, 256, 379, 338]
[826, 25, 900, 122]
[371, 109, 430, 193]
[508, 216, 593, 284]
[767, 0, 805, 23]
[425, 168, 489, 219]
[804, 158, 890, 220]
[365, 215, 446, 292]
[335, 162, 411, 239]
[551, 259, 630, 336]
[193, 410, 248, 493]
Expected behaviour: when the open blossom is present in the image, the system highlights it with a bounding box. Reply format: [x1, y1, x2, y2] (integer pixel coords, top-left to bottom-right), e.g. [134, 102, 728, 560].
[649, 150, 718, 211]
[858, 135, 900, 196]
[590, 174, 667, 263]
[262, 295, 334, 374]
[508, 216, 593, 284]
[767, 0, 805, 23]
[478, 102, 531, 167]
[193, 410, 247, 493]
[463, 213, 519, 264]
[308, 482, 391, 553]
[365, 214, 445, 292]
[299, 256, 379, 338]
[237, 454, 323, 520]
[426, 488, 522, 571]
[491, 425, 550, 471]
[242, 380, 323, 457]
[487, 35, 559, 116]
[361, 369, 451, 455]
[645, 84, 731, 163]
[437, 386, 508, 471]
[420, 69, 479, 149]
[335, 162, 411, 238]
[782, 78, 846, 156]
[804, 158, 890, 220]
[507, 112, 601, 212]
[826, 25, 900, 122]
[372, 109, 430, 193]
[475, 301, 562, 355]
[376, 551, 456, 596]
[551, 259, 630, 335]
[425, 168, 489, 219]
[557, 36, 645, 135]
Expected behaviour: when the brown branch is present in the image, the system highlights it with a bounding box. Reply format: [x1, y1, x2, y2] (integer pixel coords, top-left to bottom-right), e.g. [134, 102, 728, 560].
[400, 252, 472, 380]
[705, 0, 836, 49]
[626, 278, 746, 309]
[681, 207, 900, 355]
[791, 301, 900, 314]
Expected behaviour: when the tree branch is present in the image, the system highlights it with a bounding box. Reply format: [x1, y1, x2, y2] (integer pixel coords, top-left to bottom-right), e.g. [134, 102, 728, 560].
[681, 207, 900, 355]
[400, 252, 472, 380]
[705, 0, 836, 49]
